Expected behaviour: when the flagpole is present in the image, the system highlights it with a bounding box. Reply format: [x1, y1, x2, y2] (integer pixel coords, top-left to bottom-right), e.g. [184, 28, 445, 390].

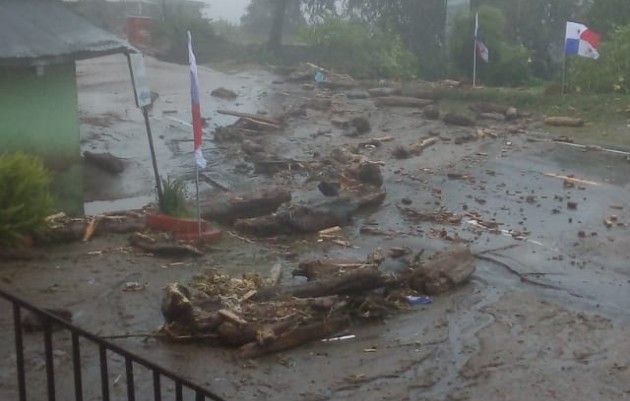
[561, 55, 566, 95]
[473, 38, 478, 88]
[473, 13, 478, 88]
[195, 162, 201, 239]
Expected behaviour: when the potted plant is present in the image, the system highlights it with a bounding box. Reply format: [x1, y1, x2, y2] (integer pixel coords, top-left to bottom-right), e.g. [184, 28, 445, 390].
[145, 177, 221, 243]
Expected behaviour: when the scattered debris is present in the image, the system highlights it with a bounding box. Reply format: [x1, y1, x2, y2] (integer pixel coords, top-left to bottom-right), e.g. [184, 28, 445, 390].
[398, 207, 463, 225]
[159, 245, 475, 357]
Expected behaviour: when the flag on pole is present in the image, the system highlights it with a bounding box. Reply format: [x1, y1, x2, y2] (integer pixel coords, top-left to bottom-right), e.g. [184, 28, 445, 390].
[187, 31, 207, 169]
[475, 13, 489, 63]
[565, 22, 601, 60]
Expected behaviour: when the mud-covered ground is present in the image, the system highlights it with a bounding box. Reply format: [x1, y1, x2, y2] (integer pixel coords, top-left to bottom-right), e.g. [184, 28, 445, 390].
[1, 55, 630, 401]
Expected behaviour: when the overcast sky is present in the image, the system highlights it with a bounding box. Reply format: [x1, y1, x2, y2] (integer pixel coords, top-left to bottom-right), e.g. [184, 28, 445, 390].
[203, 0, 250, 24]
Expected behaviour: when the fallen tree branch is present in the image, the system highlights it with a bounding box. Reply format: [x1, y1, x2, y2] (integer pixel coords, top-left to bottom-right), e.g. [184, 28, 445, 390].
[217, 110, 281, 126]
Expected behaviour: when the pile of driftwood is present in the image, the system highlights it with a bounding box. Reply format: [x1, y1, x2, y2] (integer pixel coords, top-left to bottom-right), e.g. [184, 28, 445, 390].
[160, 245, 476, 358]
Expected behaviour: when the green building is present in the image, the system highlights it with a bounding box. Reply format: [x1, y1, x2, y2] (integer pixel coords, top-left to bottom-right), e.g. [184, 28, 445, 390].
[0, 0, 133, 215]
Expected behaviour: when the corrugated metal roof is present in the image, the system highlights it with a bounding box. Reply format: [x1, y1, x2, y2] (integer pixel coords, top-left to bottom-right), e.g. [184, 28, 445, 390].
[0, 0, 136, 66]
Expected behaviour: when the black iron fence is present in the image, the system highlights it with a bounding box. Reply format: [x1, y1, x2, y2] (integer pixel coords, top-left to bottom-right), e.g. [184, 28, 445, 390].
[0, 288, 226, 401]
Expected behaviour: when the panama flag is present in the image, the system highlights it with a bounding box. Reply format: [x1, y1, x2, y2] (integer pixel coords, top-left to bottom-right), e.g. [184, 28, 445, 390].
[188, 31, 207, 169]
[565, 22, 601, 60]
[475, 13, 489, 63]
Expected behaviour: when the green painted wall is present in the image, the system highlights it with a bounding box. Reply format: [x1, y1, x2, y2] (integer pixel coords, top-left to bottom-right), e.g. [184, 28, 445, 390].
[0, 63, 84, 216]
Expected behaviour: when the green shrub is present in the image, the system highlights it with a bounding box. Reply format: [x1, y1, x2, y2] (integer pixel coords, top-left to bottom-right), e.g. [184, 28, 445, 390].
[299, 17, 418, 79]
[0, 153, 54, 246]
[159, 177, 189, 217]
[570, 24, 630, 94]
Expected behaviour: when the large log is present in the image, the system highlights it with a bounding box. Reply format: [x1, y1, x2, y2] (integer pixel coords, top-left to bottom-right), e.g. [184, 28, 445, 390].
[238, 317, 350, 359]
[200, 187, 291, 225]
[469, 101, 509, 115]
[544, 116, 585, 127]
[402, 89, 440, 101]
[443, 112, 475, 127]
[374, 96, 434, 108]
[252, 269, 385, 301]
[234, 191, 386, 237]
[368, 87, 400, 97]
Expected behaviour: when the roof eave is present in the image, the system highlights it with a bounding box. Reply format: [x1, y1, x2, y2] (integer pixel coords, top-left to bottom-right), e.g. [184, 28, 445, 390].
[0, 46, 139, 67]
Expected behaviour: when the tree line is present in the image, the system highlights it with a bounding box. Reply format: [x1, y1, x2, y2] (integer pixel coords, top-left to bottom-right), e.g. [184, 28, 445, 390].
[234, 0, 629, 88]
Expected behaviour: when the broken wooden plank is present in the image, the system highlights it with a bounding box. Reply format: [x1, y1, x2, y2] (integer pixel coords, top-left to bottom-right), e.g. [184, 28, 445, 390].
[544, 173, 599, 186]
[410, 137, 439, 155]
[217, 110, 281, 126]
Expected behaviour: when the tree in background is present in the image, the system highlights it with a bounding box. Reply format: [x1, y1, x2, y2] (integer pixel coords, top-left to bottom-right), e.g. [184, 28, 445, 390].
[241, 0, 306, 50]
[570, 24, 630, 93]
[586, 0, 630, 37]
[344, 0, 448, 80]
[299, 16, 418, 79]
[244, 0, 447, 78]
[450, 5, 531, 86]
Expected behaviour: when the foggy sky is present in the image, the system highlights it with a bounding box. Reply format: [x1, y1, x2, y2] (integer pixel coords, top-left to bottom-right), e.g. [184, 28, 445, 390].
[203, 0, 250, 23]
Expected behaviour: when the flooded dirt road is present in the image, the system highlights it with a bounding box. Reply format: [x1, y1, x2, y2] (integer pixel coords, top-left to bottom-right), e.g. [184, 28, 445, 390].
[1, 56, 630, 401]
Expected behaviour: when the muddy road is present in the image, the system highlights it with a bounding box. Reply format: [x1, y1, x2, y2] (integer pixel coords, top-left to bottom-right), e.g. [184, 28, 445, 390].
[1, 56, 630, 401]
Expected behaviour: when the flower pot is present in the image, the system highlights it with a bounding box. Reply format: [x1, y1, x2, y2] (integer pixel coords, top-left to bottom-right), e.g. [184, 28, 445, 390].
[174, 229, 222, 243]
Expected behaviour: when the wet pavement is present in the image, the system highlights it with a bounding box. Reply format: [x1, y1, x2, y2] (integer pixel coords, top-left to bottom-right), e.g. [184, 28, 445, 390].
[1, 56, 630, 401]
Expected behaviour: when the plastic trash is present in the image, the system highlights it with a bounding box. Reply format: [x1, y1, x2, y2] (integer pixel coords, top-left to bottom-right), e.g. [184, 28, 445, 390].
[406, 295, 432, 305]
[314, 71, 325, 83]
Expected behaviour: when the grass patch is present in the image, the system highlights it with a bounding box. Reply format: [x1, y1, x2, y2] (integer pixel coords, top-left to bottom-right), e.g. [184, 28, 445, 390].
[436, 86, 630, 147]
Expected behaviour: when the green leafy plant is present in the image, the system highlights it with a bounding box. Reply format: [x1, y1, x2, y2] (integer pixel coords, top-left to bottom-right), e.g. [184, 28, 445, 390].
[0, 152, 54, 246]
[299, 16, 418, 79]
[159, 177, 190, 217]
[570, 24, 630, 94]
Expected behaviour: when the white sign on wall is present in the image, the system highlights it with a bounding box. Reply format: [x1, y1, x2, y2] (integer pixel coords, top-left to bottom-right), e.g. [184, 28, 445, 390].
[128, 53, 152, 108]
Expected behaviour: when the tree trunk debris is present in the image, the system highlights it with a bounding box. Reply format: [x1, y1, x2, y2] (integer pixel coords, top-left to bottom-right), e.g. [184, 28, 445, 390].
[544, 117, 585, 127]
[159, 245, 475, 358]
